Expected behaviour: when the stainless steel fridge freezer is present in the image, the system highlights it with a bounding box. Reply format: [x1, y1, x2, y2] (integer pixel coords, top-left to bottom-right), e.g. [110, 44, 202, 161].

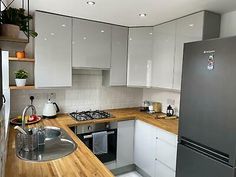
[176, 36, 236, 177]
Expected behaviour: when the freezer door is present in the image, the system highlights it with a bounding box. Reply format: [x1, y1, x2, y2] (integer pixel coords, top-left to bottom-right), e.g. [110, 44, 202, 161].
[176, 144, 235, 177]
[180, 37, 236, 165]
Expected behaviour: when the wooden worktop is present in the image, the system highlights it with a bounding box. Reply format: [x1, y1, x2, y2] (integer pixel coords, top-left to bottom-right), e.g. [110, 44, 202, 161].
[5, 108, 178, 177]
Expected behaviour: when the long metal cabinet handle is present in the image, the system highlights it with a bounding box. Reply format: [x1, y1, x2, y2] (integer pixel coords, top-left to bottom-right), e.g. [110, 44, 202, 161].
[83, 131, 115, 139]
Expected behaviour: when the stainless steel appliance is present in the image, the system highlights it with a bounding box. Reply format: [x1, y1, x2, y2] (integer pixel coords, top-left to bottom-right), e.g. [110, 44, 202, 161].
[69, 110, 113, 121]
[176, 37, 236, 177]
[69, 122, 117, 163]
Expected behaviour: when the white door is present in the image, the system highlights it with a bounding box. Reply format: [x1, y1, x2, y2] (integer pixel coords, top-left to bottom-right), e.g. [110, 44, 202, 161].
[127, 27, 153, 87]
[35, 12, 72, 88]
[72, 18, 111, 69]
[152, 21, 176, 89]
[134, 120, 156, 177]
[156, 160, 175, 177]
[173, 12, 204, 90]
[117, 120, 135, 168]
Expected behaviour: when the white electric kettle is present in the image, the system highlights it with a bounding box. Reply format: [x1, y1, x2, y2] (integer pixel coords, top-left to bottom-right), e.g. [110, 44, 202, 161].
[43, 99, 60, 118]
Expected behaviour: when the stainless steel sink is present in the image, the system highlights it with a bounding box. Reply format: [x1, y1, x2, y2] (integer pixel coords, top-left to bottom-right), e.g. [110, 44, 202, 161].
[44, 126, 61, 142]
[16, 126, 77, 162]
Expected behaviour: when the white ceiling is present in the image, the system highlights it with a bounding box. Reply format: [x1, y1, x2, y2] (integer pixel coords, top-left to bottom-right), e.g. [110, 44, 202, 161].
[17, 0, 236, 26]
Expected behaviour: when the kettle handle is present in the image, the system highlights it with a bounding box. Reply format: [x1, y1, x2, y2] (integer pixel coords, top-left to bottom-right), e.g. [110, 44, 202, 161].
[53, 102, 60, 113]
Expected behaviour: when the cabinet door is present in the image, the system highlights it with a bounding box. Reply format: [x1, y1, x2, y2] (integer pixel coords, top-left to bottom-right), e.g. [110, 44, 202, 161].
[117, 120, 134, 168]
[152, 21, 176, 89]
[35, 12, 72, 88]
[134, 120, 156, 177]
[156, 160, 175, 177]
[156, 139, 177, 170]
[173, 12, 204, 90]
[127, 27, 153, 87]
[72, 18, 111, 69]
[110, 26, 128, 85]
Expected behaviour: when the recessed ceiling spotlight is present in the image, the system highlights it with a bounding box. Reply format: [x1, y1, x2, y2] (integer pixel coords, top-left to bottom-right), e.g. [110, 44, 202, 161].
[87, 1, 95, 5]
[139, 13, 147, 17]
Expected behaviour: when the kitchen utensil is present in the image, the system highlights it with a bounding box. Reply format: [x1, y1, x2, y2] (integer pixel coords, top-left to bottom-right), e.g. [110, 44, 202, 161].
[153, 102, 162, 113]
[16, 129, 38, 151]
[43, 99, 60, 118]
[166, 105, 174, 117]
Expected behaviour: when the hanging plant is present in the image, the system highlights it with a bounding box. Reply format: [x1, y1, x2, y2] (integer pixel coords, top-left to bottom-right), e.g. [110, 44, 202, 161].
[0, 7, 38, 38]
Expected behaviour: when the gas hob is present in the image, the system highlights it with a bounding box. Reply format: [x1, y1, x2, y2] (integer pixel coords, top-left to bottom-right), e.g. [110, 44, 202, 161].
[69, 110, 113, 121]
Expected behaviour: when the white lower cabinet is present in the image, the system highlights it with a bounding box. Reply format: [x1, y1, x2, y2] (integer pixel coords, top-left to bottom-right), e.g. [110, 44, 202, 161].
[134, 120, 156, 177]
[134, 120, 177, 177]
[156, 160, 175, 177]
[117, 120, 135, 168]
[156, 137, 177, 170]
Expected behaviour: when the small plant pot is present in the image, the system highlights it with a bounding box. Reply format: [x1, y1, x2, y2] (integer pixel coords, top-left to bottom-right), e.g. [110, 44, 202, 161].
[0, 24, 20, 38]
[15, 79, 26, 87]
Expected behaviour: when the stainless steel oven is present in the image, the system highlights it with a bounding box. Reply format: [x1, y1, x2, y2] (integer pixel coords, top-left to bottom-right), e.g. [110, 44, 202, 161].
[69, 122, 117, 163]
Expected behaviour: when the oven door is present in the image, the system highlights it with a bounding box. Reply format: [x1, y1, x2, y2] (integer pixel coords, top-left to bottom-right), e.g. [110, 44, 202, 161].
[77, 129, 117, 163]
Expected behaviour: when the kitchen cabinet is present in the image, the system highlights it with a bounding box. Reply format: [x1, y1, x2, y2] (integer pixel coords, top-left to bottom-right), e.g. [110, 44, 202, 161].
[156, 128, 177, 170]
[156, 160, 175, 177]
[134, 120, 177, 177]
[117, 120, 134, 168]
[35, 11, 72, 88]
[173, 12, 204, 90]
[152, 21, 176, 89]
[72, 18, 111, 69]
[134, 120, 156, 177]
[103, 26, 128, 86]
[127, 27, 153, 87]
[152, 11, 220, 90]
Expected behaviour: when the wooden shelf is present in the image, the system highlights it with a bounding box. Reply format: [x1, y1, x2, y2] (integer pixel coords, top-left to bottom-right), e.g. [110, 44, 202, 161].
[0, 36, 28, 43]
[10, 85, 35, 90]
[0, 36, 28, 51]
[9, 57, 35, 62]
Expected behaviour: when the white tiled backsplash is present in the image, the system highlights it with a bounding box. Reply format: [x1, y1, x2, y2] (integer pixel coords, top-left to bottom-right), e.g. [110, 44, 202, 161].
[10, 70, 181, 117]
[10, 70, 143, 117]
[143, 88, 180, 116]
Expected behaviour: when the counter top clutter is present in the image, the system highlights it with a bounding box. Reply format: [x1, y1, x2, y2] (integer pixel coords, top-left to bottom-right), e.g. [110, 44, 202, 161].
[5, 108, 178, 177]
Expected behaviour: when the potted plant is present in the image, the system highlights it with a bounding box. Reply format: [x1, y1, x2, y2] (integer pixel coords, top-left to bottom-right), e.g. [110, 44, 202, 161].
[14, 69, 29, 87]
[0, 7, 37, 38]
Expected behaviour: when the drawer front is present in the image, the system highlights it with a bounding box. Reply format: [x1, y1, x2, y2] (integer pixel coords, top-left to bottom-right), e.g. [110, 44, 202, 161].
[157, 127, 177, 146]
[156, 139, 177, 170]
[156, 160, 175, 177]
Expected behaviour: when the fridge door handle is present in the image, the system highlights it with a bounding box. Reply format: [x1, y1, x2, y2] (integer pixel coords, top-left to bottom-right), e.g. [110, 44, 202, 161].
[180, 137, 229, 164]
[2, 95, 6, 103]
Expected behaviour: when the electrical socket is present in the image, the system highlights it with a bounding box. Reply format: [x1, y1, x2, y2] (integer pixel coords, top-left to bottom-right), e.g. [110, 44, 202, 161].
[167, 98, 175, 106]
[47, 93, 56, 100]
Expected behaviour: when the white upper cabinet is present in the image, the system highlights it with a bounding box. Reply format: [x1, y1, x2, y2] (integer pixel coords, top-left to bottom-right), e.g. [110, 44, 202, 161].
[127, 27, 153, 87]
[152, 21, 176, 89]
[35, 11, 72, 88]
[103, 26, 128, 86]
[72, 18, 111, 69]
[151, 11, 220, 90]
[173, 12, 204, 90]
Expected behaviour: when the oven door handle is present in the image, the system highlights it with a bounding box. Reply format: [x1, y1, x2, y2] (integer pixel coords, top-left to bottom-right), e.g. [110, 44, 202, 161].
[83, 131, 115, 139]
